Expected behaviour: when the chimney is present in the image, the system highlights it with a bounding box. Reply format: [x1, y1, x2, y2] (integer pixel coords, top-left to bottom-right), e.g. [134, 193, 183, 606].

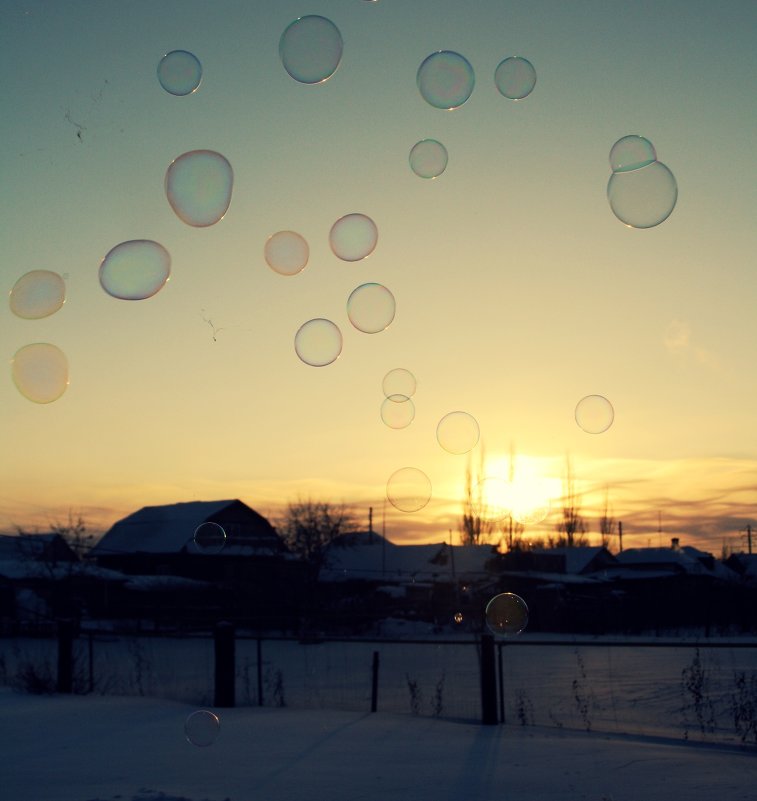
[671, 537, 680, 550]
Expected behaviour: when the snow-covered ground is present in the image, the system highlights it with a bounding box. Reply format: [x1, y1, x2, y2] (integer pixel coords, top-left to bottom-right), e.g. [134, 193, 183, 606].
[1, 687, 756, 801]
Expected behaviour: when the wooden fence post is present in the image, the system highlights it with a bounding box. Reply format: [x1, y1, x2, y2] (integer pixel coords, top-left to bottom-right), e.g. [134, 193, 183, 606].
[214, 622, 235, 707]
[56, 619, 74, 694]
[371, 650, 380, 712]
[480, 633, 498, 725]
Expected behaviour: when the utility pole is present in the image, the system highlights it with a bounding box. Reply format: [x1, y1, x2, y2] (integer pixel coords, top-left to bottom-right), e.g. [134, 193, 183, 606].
[618, 520, 623, 553]
[747, 524, 753, 555]
[368, 506, 373, 543]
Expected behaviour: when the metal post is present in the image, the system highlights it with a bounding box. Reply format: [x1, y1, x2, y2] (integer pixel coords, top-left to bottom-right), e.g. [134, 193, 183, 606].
[371, 650, 380, 712]
[214, 622, 235, 707]
[257, 636, 263, 707]
[57, 619, 74, 694]
[88, 632, 94, 694]
[497, 641, 505, 723]
[480, 633, 498, 725]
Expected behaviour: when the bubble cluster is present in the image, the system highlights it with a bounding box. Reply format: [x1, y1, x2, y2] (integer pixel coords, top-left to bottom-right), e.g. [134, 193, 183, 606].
[347, 283, 395, 333]
[494, 56, 536, 100]
[417, 51, 475, 110]
[9, 270, 66, 319]
[436, 411, 480, 454]
[99, 240, 171, 300]
[193, 521, 226, 554]
[279, 15, 343, 84]
[184, 710, 220, 747]
[386, 467, 432, 512]
[165, 150, 233, 227]
[11, 343, 69, 404]
[157, 50, 202, 96]
[575, 394, 614, 434]
[382, 368, 416, 399]
[329, 213, 378, 261]
[607, 136, 677, 228]
[380, 395, 415, 429]
[409, 139, 448, 179]
[264, 231, 309, 276]
[295, 318, 342, 366]
[485, 592, 529, 636]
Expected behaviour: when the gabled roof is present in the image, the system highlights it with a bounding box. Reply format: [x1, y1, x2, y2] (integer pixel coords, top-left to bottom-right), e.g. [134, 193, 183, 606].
[91, 500, 285, 557]
[531, 546, 614, 574]
[0, 533, 77, 561]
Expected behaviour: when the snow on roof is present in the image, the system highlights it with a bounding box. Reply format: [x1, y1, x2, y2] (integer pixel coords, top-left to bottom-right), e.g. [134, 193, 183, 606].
[321, 538, 496, 583]
[0, 558, 126, 582]
[615, 547, 708, 574]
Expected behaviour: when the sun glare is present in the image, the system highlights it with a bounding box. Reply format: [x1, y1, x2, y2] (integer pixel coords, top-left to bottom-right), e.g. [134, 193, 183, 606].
[481, 455, 561, 527]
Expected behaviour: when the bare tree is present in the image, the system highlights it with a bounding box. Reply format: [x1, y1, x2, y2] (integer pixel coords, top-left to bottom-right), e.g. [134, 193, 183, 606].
[459, 448, 494, 545]
[598, 487, 617, 549]
[555, 455, 588, 547]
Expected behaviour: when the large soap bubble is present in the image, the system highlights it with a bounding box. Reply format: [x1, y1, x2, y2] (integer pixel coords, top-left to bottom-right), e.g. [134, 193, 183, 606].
[609, 135, 657, 172]
[607, 160, 677, 228]
[436, 411, 480, 454]
[380, 395, 415, 429]
[99, 240, 171, 300]
[494, 56, 536, 100]
[10, 270, 66, 319]
[382, 368, 416, 399]
[264, 230, 309, 276]
[485, 592, 529, 636]
[193, 522, 226, 554]
[12, 343, 69, 404]
[347, 283, 395, 333]
[165, 150, 233, 227]
[574, 394, 614, 434]
[279, 15, 343, 84]
[329, 213, 378, 261]
[417, 51, 475, 110]
[409, 139, 448, 179]
[295, 318, 342, 366]
[184, 710, 220, 747]
[386, 467, 432, 512]
[157, 50, 202, 96]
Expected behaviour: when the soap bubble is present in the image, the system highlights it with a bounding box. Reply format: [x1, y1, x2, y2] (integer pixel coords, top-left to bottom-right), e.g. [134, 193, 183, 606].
[157, 50, 202, 96]
[11, 343, 69, 404]
[193, 522, 226, 554]
[165, 150, 233, 227]
[474, 477, 512, 524]
[295, 318, 342, 366]
[417, 51, 475, 110]
[386, 467, 432, 512]
[409, 139, 448, 179]
[436, 411, 480, 454]
[264, 231, 309, 276]
[494, 56, 536, 100]
[99, 240, 171, 300]
[453, 612, 464, 625]
[184, 710, 220, 747]
[347, 283, 395, 333]
[329, 213, 378, 261]
[279, 15, 343, 84]
[382, 368, 416, 399]
[575, 394, 614, 434]
[607, 160, 677, 228]
[609, 135, 657, 172]
[380, 395, 415, 429]
[9, 270, 66, 319]
[485, 592, 529, 636]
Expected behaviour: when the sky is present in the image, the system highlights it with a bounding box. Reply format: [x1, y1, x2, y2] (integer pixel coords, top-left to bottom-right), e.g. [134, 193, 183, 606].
[1, 0, 757, 554]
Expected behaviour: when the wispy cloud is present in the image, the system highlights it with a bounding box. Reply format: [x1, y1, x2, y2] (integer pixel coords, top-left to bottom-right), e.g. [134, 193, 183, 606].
[663, 319, 718, 368]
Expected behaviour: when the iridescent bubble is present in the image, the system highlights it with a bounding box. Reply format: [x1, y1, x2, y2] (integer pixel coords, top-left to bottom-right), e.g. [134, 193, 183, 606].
[347, 283, 395, 333]
[380, 395, 415, 429]
[264, 231, 309, 276]
[184, 710, 220, 747]
[575, 394, 614, 434]
[99, 240, 171, 300]
[382, 368, 416, 399]
[436, 411, 480, 454]
[453, 612, 464, 625]
[417, 51, 475, 110]
[193, 522, 226, 554]
[295, 318, 342, 366]
[279, 15, 343, 84]
[9, 270, 66, 319]
[11, 343, 69, 404]
[157, 50, 202, 96]
[485, 592, 529, 637]
[329, 213, 378, 261]
[609, 135, 657, 172]
[607, 161, 677, 228]
[409, 139, 448, 179]
[494, 56, 537, 100]
[165, 150, 233, 227]
[386, 467, 432, 512]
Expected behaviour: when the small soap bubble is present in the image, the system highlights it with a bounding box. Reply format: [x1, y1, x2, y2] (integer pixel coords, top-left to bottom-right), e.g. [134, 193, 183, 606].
[386, 467, 432, 512]
[417, 51, 475, 110]
[193, 522, 226, 554]
[380, 395, 415, 429]
[485, 592, 529, 636]
[165, 150, 233, 227]
[184, 710, 220, 747]
[11, 343, 69, 404]
[382, 368, 416, 399]
[347, 283, 395, 333]
[157, 50, 202, 96]
[329, 213, 378, 261]
[494, 56, 536, 100]
[609, 135, 657, 172]
[607, 160, 677, 228]
[295, 318, 342, 366]
[9, 270, 66, 319]
[279, 15, 343, 84]
[575, 394, 614, 434]
[453, 612, 464, 625]
[99, 240, 171, 300]
[264, 231, 309, 276]
[436, 411, 480, 454]
[409, 139, 448, 179]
